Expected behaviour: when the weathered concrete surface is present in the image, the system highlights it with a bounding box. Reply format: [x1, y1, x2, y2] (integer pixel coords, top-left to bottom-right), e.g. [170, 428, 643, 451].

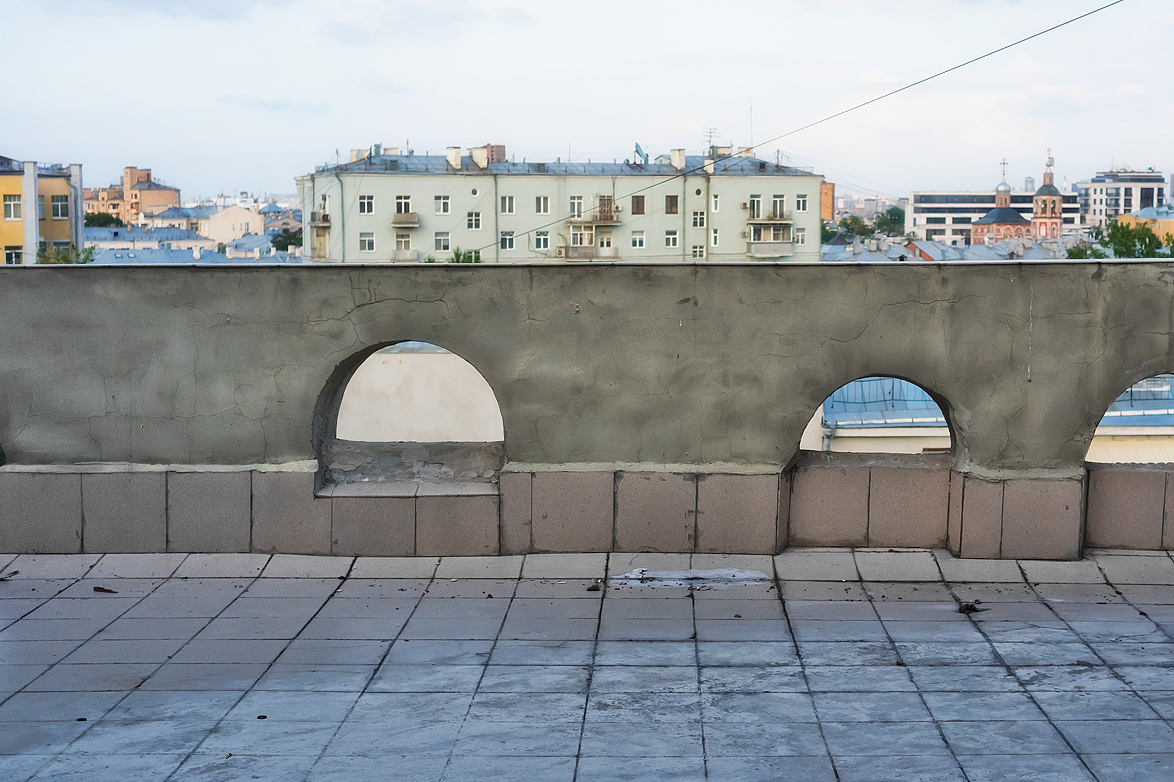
[3, 262, 1173, 478]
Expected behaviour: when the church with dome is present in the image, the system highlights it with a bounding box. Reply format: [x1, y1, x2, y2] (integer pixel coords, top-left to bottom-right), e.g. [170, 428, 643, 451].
[971, 154, 1065, 245]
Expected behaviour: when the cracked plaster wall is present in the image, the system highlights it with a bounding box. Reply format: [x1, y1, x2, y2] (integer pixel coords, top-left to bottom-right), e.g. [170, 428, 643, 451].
[2, 262, 1173, 479]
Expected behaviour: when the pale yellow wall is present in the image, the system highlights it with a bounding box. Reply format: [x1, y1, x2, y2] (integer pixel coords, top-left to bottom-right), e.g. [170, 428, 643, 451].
[336, 350, 504, 442]
[37, 177, 72, 243]
[0, 174, 22, 249]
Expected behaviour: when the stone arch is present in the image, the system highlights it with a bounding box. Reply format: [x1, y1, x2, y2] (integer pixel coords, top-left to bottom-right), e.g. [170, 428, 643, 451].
[312, 340, 505, 488]
[1086, 373, 1174, 464]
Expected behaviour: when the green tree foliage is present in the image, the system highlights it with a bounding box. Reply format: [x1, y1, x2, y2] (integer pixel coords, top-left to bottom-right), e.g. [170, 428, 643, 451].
[1066, 243, 1107, 260]
[83, 212, 124, 227]
[271, 228, 302, 251]
[874, 207, 905, 236]
[1104, 221, 1164, 258]
[820, 223, 835, 243]
[35, 245, 95, 264]
[449, 247, 481, 263]
[838, 215, 872, 238]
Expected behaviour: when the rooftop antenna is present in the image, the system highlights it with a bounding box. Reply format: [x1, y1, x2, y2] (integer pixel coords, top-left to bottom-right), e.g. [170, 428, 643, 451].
[749, 100, 754, 149]
[703, 127, 717, 148]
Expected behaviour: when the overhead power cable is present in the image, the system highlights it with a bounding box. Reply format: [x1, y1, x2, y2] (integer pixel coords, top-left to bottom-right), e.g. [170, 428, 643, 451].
[468, 0, 1127, 256]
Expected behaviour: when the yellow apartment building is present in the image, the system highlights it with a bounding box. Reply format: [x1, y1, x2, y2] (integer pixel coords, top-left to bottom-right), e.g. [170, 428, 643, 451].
[1, 155, 84, 264]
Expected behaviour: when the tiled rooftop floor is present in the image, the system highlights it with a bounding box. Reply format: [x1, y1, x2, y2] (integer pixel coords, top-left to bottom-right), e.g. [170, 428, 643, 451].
[2, 549, 1174, 781]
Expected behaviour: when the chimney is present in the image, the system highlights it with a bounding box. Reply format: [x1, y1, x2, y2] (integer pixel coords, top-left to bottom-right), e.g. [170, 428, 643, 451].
[192, 245, 201, 261]
[446, 146, 462, 170]
[253, 247, 261, 259]
[737, 147, 754, 157]
[704, 159, 715, 174]
[670, 149, 686, 171]
[470, 146, 489, 170]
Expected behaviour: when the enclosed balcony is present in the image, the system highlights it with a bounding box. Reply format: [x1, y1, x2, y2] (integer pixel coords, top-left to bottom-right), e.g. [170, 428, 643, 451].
[392, 250, 418, 261]
[310, 211, 331, 226]
[746, 241, 794, 258]
[392, 212, 420, 227]
[746, 211, 793, 226]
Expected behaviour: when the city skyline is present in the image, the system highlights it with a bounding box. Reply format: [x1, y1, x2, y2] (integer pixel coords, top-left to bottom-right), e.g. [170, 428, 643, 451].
[5, 0, 1170, 200]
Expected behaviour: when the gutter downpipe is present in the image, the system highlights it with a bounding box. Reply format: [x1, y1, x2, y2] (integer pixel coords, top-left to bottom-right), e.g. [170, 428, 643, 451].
[334, 173, 345, 262]
[493, 174, 500, 264]
[681, 173, 688, 263]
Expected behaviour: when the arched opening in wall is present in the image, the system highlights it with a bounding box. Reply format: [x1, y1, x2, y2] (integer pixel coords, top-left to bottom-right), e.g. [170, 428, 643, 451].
[316, 342, 505, 487]
[1087, 374, 1174, 464]
[799, 376, 953, 454]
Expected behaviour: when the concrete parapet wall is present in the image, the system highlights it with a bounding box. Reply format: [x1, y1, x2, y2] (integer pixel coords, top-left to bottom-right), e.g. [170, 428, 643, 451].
[3, 262, 1174, 559]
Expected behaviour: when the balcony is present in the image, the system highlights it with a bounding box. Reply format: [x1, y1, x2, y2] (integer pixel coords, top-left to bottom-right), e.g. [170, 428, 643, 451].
[310, 211, 330, 226]
[747, 241, 794, 258]
[746, 212, 793, 225]
[566, 212, 621, 227]
[392, 212, 420, 227]
[392, 250, 418, 261]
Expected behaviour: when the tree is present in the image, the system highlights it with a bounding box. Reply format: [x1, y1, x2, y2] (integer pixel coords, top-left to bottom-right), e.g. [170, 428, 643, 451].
[271, 228, 302, 251]
[36, 245, 95, 264]
[84, 212, 124, 227]
[1104, 221, 1162, 258]
[1066, 244, 1107, 260]
[820, 223, 835, 243]
[874, 206, 905, 236]
[838, 215, 872, 238]
[449, 247, 481, 263]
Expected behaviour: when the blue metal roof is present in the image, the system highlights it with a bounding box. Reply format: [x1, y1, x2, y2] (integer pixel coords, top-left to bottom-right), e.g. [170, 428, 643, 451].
[310, 153, 816, 178]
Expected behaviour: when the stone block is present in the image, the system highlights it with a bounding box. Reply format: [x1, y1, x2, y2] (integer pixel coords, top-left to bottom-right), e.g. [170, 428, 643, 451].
[788, 463, 868, 547]
[776, 472, 791, 554]
[81, 472, 166, 553]
[1085, 468, 1166, 550]
[0, 473, 82, 553]
[498, 472, 532, 555]
[613, 472, 695, 552]
[958, 477, 1003, 559]
[167, 471, 251, 553]
[251, 471, 331, 555]
[867, 467, 949, 548]
[1001, 478, 1084, 561]
[695, 474, 778, 554]
[532, 471, 613, 553]
[331, 496, 415, 557]
[947, 470, 963, 556]
[415, 494, 500, 557]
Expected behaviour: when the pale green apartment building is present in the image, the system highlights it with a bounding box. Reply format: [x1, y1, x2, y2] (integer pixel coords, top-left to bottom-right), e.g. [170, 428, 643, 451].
[296, 144, 825, 263]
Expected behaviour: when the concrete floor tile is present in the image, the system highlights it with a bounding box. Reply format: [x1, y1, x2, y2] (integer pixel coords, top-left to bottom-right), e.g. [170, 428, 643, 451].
[276, 639, 390, 666]
[690, 553, 774, 572]
[138, 663, 267, 691]
[498, 616, 598, 641]
[773, 550, 859, 581]
[940, 719, 1070, 754]
[94, 617, 209, 641]
[590, 665, 698, 694]
[225, 690, 359, 722]
[854, 551, 940, 582]
[434, 556, 524, 579]
[219, 596, 328, 618]
[240, 578, 342, 598]
[1095, 555, 1174, 585]
[194, 616, 305, 641]
[487, 640, 594, 667]
[950, 582, 1039, 602]
[334, 578, 431, 598]
[197, 719, 342, 756]
[1118, 585, 1174, 604]
[896, 641, 1000, 666]
[872, 601, 967, 621]
[453, 719, 582, 756]
[400, 616, 503, 641]
[29, 753, 186, 781]
[594, 641, 696, 666]
[0, 599, 46, 620]
[977, 621, 1080, 643]
[702, 720, 827, 756]
[307, 753, 447, 782]
[121, 596, 236, 619]
[798, 641, 899, 666]
[57, 578, 164, 599]
[804, 665, 916, 693]
[601, 597, 693, 620]
[383, 639, 493, 666]
[466, 691, 586, 722]
[347, 692, 473, 724]
[0, 690, 126, 722]
[87, 554, 187, 580]
[349, 557, 439, 579]
[514, 578, 606, 598]
[297, 615, 409, 640]
[791, 620, 888, 642]
[477, 664, 590, 693]
[506, 597, 602, 620]
[252, 664, 375, 692]
[1050, 602, 1151, 622]
[781, 581, 869, 600]
[325, 719, 461, 756]
[585, 691, 701, 723]
[909, 665, 1022, 692]
[0, 640, 84, 665]
[422, 578, 516, 598]
[704, 756, 837, 782]
[172, 554, 269, 579]
[62, 718, 212, 756]
[1014, 666, 1127, 692]
[696, 641, 799, 667]
[170, 639, 289, 665]
[921, 691, 1046, 721]
[8, 555, 101, 580]
[833, 754, 967, 782]
[700, 691, 817, 723]
[823, 720, 951, 756]
[699, 666, 808, 693]
[171, 753, 319, 782]
[695, 619, 792, 642]
[520, 553, 607, 579]
[1082, 754, 1174, 782]
[934, 550, 1025, 583]
[1055, 718, 1174, 753]
[1033, 690, 1160, 721]
[61, 638, 186, 664]
[0, 719, 92, 755]
[0, 754, 54, 782]
[0, 618, 115, 641]
[25, 663, 156, 692]
[105, 690, 243, 721]
[993, 642, 1100, 666]
[955, 753, 1096, 782]
[261, 555, 354, 579]
[866, 582, 954, 602]
[598, 617, 695, 641]
[27, 598, 139, 622]
[1019, 559, 1105, 584]
[608, 552, 692, 574]
[785, 600, 876, 620]
[574, 756, 703, 782]
[579, 720, 703, 757]
[443, 755, 576, 781]
[885, 622, 987, 642]
[813, 692, 933, 722]
[367, 663, 484, 693]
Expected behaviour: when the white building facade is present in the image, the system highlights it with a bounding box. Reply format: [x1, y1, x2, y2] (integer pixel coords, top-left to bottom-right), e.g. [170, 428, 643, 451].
[296, 145, 825, 263]
[1076, 168, 1166, 229]
[905, 189, 1079, 244]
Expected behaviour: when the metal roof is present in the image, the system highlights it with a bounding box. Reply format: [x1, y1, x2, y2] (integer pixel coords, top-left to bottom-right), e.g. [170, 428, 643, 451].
[86, 227, 206, 242]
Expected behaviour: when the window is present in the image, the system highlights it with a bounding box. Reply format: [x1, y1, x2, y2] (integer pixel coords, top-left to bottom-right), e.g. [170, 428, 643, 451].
[535, 196, 549, 214]
[50, 195, 68, 220]
[38, 196, 45, 220]
[794, 227, 807, 246]
[711, 228, 719, 247]
[665, 230, 678, 248]
[359, 232, 375, 252]
[434, 232, 449, 251]
[396, 233, 410, 250]
[926, 217, 946, 224]
[631, 230, 645, 248]
[395, 196, 411, 214]
[631, 195, 645, 215]
[434, 195, 450, 215]
[748, 195, 761, 219]
[569, 196, 583, 218]
[795, 194, 808, 212]
[4, 247, 21, 264]
[467, 211, 481, 230]
[3, 194, 21, 220]
[535, 231, 549, 250]
[358, 195, 373, 214]
[665, 195, 679, 214]
[692, 245, 705, 259]
[500, 196, 514, 214]
[571, 225, 594, 246]
[771, 195, 785, 218]
[599, 234, 612, 249]
[500, 231, 514, 249]
[712, 194, 720, 213]
[692, 211, 705, 228]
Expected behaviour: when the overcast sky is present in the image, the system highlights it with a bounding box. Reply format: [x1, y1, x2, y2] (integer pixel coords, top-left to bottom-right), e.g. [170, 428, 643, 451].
[5, 0, 1169, 200]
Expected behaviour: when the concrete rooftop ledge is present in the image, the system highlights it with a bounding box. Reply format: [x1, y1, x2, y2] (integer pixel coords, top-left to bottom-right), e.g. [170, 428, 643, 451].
[4, 548, 1174, 781]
